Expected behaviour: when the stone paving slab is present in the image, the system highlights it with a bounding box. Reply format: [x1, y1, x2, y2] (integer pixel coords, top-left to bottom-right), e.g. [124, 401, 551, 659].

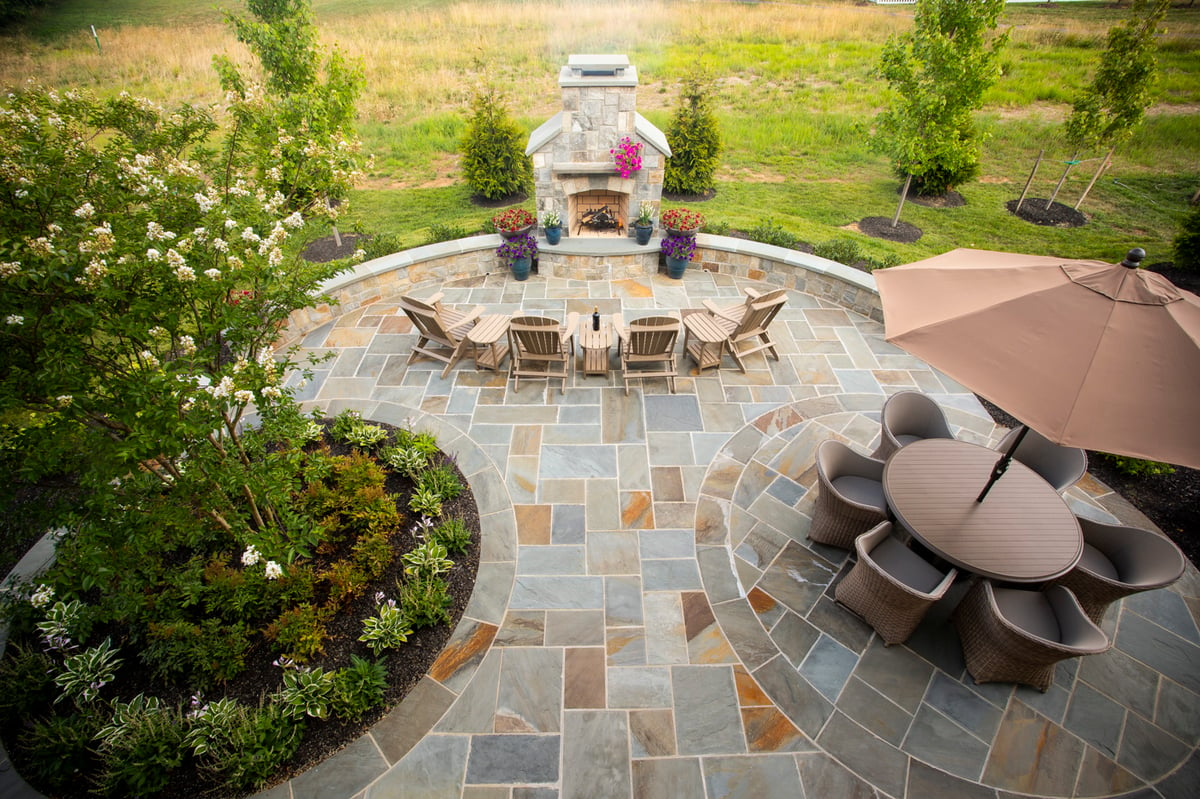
[245, 271, 1199, 799]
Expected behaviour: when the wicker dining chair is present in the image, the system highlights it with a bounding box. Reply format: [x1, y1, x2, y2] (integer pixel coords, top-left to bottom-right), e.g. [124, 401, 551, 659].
[809, 439, 889, 550]
[952, 580, 1110, 692]
[1052, 515, 1186, 625]
[835, 521, 957, 646]
[870, 390, 956, 461]
[994, 426, 1087, 493]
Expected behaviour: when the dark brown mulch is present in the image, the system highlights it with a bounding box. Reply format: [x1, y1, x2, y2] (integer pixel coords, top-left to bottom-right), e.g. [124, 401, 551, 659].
[663, 188, 718, 203]
[1147, 261, 1200, 295]
[857, 216, 923, 244]
[1006, 198, 1088, 228]
[979, 398, 1198, 567]
[469, 191, 528, 209]
[902, 187, 966, 208]
[300, 232, 369, 263]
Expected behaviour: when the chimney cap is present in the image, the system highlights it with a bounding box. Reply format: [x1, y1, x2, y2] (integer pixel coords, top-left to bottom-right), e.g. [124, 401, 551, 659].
[561, 55, 637, 87]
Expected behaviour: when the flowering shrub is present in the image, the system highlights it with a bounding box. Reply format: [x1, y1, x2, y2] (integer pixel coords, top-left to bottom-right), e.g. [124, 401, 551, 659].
[496, 232, 538, 261]
[661, 208, 706, 232]
[541, 210, 561, 228]
[661, 233, 698, 261]
[491, 207, 535, 233]
[611, 136, 644, 179]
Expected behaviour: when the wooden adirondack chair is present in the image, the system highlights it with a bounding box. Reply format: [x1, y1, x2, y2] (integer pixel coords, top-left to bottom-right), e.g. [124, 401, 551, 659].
[614, 313, 681, 395]
[398, 293, 485, 378]
[508, 314, 579, 393]
[701, 287, 788, 372]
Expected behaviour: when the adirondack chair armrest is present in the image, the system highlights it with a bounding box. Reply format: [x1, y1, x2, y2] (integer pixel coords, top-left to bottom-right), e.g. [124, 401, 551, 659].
[562, 311, 580, 340]
[744, 288, 763, 300]
[703, 299, 740, 322]
[613, 312, 628, 342]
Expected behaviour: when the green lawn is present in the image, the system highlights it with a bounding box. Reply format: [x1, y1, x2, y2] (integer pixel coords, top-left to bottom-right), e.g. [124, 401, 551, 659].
[5, 0, 1198, 264]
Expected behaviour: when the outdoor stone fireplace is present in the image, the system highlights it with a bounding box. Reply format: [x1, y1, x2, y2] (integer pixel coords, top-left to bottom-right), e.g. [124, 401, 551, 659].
[526, 55, 670, 240]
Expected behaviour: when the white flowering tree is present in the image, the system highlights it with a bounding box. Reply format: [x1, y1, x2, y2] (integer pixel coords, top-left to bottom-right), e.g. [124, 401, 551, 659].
[0, 86, 353, 533]
[214, 0, 365, 212]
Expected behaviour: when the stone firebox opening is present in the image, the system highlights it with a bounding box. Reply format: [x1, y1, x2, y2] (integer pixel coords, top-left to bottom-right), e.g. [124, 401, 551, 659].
[569, 190, 627, 238]
[526, 55, 670, 242]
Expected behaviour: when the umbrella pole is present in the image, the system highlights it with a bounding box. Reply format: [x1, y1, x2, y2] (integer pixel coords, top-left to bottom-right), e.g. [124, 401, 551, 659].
[977, 425, 1030, 502]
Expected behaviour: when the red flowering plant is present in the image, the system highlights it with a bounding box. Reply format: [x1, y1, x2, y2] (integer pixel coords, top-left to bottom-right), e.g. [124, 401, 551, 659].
[491, 207, 536, 233]
[660, 208, 706, 233]
[611, 136, 643, 179]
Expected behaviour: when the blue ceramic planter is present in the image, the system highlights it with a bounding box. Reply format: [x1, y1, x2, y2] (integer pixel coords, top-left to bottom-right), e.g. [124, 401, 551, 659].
[666, 255, 689, 279]
[545, 226, 562, 245]
[510, 256, 532, 281]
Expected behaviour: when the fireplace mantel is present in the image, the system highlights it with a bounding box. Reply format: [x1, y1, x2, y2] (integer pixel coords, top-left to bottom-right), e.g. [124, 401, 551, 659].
[552, 162, 617, 176]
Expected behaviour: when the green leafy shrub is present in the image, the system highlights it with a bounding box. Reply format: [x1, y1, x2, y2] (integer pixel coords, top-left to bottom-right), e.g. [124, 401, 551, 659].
[265, 603, 329, 662]
[424, 222, 467, 244]
[192, 701, 304, 792]
[813, 238, 863, 265]
[143, 618, 252, 688]
[276, 665, 336, 720]
[19, 711, 102, 793]
[398, 575, 452, 628]
[94, 695, 185, 797]
[664, 75, 722, 195]
[409, 485, 443, 518]
[1097, 453, 1175, 477]
[702, 219, 731, 235]
[0, 644, 58, 718]
[331, 410, 387, 449]
[358, 595, 413, 656]
[381, 443, 428, 479]
[747, 219, 800, 249]
[418, 463, 464, 501]
[1174, 203, 1200, 272]
[402, 539, 454, 579]
[54, 638, 122, 706]
[360, 232, 403, 261]
[460, 86, 533, 200]
[332, 655, 388, 722]
[431, 518, 473, 555]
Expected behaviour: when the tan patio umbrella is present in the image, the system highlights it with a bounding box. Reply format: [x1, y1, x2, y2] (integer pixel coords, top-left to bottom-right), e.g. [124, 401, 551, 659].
[875, 247, 1200, 496]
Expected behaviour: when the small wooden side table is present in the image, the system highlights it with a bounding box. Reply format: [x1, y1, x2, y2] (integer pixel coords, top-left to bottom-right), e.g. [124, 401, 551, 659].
[682, 312, 727, 373]
[466, 314, 511, 372]
[579, 320, 613, 377]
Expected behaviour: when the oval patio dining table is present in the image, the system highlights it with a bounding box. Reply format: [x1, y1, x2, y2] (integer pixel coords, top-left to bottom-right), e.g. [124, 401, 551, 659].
[883, 437, 1084, 583]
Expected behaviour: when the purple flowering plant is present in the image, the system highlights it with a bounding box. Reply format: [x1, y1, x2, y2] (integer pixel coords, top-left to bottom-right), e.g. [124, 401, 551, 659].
[661, 233, 697, 260]
[496, 232, 538, 261]
[611, 136, 643, 179]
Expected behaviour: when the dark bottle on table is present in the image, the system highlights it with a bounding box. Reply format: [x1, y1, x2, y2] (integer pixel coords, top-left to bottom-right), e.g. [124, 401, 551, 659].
[592, 307, 600, 331]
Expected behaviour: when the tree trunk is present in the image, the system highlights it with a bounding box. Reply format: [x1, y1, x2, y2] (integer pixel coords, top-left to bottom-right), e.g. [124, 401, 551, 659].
[1015, 149, 1044, 214]
[892, 174, 912, 228]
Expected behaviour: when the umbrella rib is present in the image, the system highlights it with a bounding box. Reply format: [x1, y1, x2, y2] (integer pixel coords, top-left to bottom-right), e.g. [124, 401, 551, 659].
[1057, 298, 1119, 447]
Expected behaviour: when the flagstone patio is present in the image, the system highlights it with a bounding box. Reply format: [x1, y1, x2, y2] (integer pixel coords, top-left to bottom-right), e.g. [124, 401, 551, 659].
[256, 268, 1199, 799]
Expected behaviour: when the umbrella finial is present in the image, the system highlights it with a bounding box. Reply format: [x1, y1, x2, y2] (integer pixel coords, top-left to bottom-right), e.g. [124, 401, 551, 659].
[1121, 248, 1145, 269]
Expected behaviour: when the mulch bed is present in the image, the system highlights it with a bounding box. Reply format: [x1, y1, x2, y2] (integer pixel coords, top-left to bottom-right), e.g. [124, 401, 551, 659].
[663, 189, 717, 203]
[1006, 198, 1088, 228]
[902, 187, 966, 209]
[857, 216, 923, 243]
[469, 191, 529, 209]
[0, 420, 481, 798]
[300, 232, 369, 263]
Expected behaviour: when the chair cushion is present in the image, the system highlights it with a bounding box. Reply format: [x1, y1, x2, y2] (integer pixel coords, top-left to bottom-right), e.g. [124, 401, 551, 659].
[831, 475, 887, 512]
[993, 587, 1062, 643]
[871, 537, 945, 594]
[895, 433, 924, 447]
[1077, 542, 1120, 581]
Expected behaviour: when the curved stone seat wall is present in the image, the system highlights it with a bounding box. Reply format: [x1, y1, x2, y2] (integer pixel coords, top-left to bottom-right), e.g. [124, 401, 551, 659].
[284, 234, 883, 338]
